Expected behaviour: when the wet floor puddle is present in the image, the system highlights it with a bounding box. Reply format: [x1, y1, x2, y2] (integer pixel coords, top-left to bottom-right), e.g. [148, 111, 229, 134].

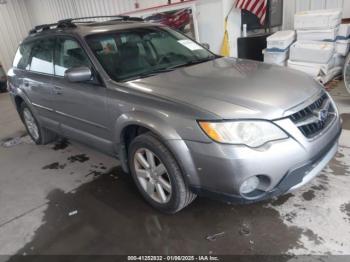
[8, 166, 305, 257]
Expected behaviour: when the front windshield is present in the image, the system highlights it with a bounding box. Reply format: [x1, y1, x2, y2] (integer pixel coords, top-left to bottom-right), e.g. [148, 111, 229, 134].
[86, 27, 216, 82]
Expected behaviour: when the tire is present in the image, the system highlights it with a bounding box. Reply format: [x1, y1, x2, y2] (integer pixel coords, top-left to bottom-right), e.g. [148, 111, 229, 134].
[20, 102, 57, 145]
[128, 132, 196, 213]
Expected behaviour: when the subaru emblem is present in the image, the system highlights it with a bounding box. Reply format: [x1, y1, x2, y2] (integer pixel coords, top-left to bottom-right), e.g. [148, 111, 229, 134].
[318, 109, 328, 122]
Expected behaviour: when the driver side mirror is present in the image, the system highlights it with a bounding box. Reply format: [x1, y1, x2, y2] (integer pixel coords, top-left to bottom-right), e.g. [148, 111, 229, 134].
[201, 43, 210, 50]
[65, 67, 92, 82]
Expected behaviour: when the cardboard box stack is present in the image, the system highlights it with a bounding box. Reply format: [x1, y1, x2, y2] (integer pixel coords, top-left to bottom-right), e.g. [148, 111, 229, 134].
[287, 9, 347, 84]
[336, 23, 350, 56]
[263, 30, 295, 66]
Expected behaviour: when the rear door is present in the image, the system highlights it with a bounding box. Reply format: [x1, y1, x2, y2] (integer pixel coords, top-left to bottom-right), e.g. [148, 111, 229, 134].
[24, 37, 59, 130]
[51, 36, 113, 153]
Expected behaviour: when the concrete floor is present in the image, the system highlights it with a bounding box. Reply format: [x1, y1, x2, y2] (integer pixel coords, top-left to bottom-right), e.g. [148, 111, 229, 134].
[0, 82, 350, 258]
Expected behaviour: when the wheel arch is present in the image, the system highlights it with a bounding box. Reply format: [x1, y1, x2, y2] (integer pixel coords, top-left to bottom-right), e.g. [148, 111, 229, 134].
[14, 95, 24, 113]
[12, 89, 34, 116]
[114, 111, 182, 172]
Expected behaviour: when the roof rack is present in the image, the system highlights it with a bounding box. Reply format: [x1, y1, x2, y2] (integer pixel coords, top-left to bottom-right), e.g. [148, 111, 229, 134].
[29, 15, 144, 35]
[29, 20, 75, 35]
[59, 15, 144, 24]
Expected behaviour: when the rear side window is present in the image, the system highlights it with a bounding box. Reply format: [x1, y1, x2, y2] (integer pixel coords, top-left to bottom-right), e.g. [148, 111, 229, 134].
[13, 43, 32, 70]
[54, 38, 91, 77]
[29, 38, 55, 75]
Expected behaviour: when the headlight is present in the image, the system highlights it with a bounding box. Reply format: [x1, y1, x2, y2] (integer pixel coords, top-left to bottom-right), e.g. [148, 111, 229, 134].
[198, 120, 288, 147]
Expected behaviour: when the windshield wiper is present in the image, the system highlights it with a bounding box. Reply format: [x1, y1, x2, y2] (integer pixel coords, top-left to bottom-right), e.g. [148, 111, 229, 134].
[124, 56, 218, 82]
[124, 67, 175, 82]
[168, 56, 218, 70]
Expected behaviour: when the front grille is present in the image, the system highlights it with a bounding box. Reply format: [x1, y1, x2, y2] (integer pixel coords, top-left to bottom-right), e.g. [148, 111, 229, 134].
[290, 93, 336, 138]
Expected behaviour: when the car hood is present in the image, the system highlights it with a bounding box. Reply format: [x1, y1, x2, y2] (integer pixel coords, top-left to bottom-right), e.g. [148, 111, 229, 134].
[125, 57, 322, 120]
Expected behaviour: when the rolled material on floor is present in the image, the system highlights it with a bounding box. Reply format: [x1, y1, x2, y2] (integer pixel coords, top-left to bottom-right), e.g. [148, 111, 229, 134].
[317, 66, 343, 84]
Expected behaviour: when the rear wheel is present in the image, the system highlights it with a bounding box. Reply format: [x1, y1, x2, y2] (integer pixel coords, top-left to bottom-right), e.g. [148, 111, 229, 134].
[20, 102, 57, 145]
[128, 133, 196, 213]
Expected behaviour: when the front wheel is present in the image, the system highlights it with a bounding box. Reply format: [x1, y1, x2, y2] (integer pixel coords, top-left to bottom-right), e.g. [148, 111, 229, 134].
[128, 133, 196, 213]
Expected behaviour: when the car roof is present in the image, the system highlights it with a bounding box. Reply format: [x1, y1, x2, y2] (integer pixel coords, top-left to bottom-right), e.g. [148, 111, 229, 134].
[23, 17, 164, 43]
[77, 21, 163, 37]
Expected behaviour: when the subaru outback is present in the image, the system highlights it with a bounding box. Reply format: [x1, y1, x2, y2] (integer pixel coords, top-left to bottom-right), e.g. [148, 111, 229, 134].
[7, 16, 342, 213]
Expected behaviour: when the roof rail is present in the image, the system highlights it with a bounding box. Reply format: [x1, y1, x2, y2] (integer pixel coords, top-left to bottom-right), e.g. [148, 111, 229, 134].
[29, 20, 76, 35]
[29, 15, 144, 35]
[58, 15, 144, 24]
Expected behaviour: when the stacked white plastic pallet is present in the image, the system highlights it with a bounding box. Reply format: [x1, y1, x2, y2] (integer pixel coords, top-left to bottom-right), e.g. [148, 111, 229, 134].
[263, 30, 295, 66]
[287, 9, 348, 84]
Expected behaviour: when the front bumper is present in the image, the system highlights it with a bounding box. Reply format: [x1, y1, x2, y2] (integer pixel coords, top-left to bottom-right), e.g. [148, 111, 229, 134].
[168, 114, 341, 204]
[191, 136, 338, 204]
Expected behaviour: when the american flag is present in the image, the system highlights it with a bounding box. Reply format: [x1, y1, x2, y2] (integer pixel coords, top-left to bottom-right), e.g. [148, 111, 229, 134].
[235, 0, 268, 25]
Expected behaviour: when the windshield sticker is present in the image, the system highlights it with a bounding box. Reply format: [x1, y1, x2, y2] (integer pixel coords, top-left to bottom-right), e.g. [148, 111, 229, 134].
[178, 40, 203, 51]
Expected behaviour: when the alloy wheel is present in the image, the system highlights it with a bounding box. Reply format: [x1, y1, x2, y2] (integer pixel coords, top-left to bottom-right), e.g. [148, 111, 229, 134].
[134, 148, 172, 204]
[23, 108, 39, 140]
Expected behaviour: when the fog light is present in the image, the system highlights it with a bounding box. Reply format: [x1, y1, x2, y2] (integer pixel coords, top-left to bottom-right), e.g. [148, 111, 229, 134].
[240, 176, 259, 194]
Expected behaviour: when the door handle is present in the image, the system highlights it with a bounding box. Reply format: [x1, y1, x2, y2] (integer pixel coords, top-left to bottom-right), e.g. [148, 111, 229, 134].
[53, 86, 63, 95]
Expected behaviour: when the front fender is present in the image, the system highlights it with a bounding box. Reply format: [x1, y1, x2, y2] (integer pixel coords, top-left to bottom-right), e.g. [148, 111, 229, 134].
[113, 110, 200, 186]
[113, 110, 182, 144]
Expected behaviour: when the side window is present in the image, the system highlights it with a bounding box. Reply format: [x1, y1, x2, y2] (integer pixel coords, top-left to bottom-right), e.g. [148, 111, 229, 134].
[87, 36, 120, 80]
[29, 39, 55, 74]
[13, 43, 32, 70]
[54, 38, 91, 77]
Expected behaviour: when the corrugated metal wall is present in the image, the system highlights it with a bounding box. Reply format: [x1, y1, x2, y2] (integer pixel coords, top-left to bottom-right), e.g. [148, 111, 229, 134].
[25, 0, 183, 25]
[25, 0, 76, 26]
[0, 0, 32, 71]
[22, 0, 350, 29]
[0, 0, 184, 71]
[0, 0, 349, 72]
[26, 0, 133, 25]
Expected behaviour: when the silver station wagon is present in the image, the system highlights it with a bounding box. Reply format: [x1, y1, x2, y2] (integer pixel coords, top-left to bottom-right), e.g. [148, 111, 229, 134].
[7, 16, 342, 213]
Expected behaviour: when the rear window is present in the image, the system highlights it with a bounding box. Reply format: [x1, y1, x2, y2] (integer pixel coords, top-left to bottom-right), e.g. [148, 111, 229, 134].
[13, 43, 32, 70]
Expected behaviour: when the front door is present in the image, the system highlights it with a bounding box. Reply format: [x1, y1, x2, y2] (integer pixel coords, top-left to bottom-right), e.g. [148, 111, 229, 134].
[51, 36, 113, 154]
